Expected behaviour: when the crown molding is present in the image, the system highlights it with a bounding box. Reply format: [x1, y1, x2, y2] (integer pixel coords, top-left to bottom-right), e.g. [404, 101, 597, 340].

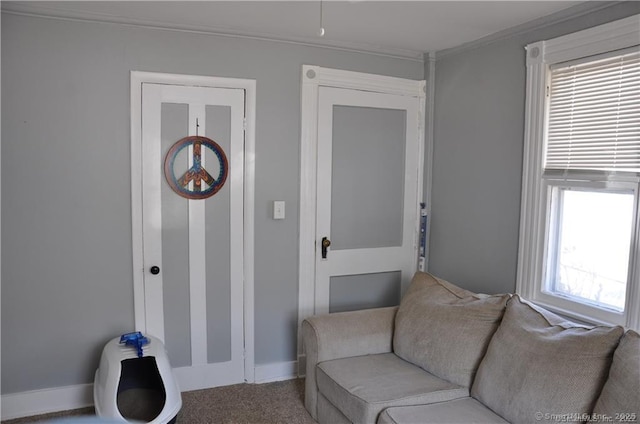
[4, 1, 629, 65]
[0, 2, 424, 62]
[434, 1, 626, 60]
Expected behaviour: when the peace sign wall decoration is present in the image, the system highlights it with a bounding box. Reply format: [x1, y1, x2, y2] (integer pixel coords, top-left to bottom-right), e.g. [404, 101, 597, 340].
[164, 135, 229, 200]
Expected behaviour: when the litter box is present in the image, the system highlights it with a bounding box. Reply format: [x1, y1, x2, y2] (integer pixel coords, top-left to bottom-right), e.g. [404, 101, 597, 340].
[94, 332, 182, 424]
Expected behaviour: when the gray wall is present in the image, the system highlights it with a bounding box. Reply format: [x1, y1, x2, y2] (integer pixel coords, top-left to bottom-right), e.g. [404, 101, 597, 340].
[1, 12, 423, 394]
[428, 2, 640, 294]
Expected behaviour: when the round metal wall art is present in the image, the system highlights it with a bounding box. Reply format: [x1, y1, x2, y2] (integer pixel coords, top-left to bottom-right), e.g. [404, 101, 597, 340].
[164, 135, 229, 200]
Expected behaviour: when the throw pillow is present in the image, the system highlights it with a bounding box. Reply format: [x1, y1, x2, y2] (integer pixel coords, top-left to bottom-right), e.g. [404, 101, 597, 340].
[393, 272, 510, 387]
[592, 330, 639, 422]
[471, 296, 624, 424]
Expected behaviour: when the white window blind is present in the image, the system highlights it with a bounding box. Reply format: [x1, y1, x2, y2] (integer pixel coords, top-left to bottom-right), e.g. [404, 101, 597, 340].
[546, 49, 640, 173]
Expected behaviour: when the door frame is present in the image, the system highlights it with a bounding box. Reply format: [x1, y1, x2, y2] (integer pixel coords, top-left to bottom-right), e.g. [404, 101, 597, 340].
[297, 65, 427, 370]
[130, 71, 256, 383]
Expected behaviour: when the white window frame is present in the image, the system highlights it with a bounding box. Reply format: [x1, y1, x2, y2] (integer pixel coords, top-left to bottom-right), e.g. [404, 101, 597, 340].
[517, 14, 640, 330]
[541, 178, 638, 323]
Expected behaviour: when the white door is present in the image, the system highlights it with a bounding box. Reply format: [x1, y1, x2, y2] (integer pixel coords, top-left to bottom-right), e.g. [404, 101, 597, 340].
[140, 82, 245, 391]
[314, 86, 422, 314]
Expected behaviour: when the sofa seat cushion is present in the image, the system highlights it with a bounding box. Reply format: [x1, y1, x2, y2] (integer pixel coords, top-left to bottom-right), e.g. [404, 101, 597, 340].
[394, 272, 510, 387]
[377, 398, 509, 424]
[318, 392, 352, 424]
[317, 352, 468, 424]
[593, 330, 640, 420]
[471, 296, 624, 424]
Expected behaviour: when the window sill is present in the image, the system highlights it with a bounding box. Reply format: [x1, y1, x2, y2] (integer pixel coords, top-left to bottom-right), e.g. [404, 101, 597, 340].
[527, 293, 627, 328]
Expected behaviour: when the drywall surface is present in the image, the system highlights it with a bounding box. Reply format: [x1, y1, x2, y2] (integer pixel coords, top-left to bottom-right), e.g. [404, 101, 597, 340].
[1, 13, 422, 393]
[428, 2, 640, 294]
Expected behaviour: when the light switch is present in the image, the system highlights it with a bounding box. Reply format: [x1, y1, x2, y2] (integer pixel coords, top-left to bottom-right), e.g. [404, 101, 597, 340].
[273, 201, 285, 220]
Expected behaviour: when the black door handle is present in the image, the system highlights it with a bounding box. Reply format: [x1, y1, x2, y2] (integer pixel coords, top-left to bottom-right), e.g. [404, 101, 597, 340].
[150, 266, 160, 275]
[321, 237, 331, 259]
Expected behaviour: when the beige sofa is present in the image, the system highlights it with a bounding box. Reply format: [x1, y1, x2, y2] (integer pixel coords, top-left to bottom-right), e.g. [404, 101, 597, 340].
[302, 272, 639, 424]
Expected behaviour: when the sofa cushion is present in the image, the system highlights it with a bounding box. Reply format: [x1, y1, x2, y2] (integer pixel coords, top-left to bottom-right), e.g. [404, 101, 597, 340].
[377, 398, 509, 424]
[471, 296, 624, 424]
[316, 352, 468, 424]
[592, 330, 640, 420]
[393, 272, 510, 387]
[317, 392, 351, 424]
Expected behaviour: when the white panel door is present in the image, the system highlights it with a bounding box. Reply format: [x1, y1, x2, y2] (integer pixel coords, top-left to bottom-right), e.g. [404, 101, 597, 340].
[141, 83, 245, 391]
[315, 86, 421, 315]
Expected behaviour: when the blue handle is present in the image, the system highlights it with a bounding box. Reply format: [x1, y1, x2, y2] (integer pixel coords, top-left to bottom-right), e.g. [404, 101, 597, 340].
[119, 332, 149, 358]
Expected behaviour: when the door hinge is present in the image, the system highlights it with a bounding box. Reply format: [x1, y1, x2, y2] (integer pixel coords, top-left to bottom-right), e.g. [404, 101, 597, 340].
[243, 117, 247, 130]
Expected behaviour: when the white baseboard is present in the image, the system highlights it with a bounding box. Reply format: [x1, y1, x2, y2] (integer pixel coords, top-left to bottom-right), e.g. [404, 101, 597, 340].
[1, 383, 94, 421]
[2, 362, 300, 420]
[254, 361, 298, 383]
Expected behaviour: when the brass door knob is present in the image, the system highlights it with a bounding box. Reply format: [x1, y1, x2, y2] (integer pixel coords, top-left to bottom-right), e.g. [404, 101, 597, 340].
[321, 237, 331, 259]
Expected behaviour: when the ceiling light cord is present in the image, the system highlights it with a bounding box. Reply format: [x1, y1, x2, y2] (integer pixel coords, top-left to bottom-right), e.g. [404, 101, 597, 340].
[318, 0, 325, 37]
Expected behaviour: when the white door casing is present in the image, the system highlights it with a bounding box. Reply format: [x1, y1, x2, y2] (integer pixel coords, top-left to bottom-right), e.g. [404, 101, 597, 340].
[131, 71, 256, 389]
[298, 66, 426, 369]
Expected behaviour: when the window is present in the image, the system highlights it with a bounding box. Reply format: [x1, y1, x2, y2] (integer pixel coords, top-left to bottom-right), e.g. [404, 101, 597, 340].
[545, 186, 635, 312]
[518, 15, 640, 329]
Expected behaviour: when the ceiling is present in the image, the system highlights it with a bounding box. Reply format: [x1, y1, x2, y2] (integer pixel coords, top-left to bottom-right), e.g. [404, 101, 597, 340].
[3, 1, 596, 60]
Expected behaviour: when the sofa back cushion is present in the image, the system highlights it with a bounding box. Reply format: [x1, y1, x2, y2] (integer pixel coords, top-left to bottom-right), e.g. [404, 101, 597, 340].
[593, 330, 639, 419]
[471, 296, 624, 423]
[393, 272, 510, 387]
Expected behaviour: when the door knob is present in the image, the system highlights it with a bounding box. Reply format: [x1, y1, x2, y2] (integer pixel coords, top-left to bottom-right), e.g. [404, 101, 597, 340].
[150, 266, 160, 275]
[321, 237, 331, 259]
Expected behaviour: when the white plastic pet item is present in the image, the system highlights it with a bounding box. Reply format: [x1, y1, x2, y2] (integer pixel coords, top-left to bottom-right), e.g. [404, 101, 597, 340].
[94, 333, 181, 424]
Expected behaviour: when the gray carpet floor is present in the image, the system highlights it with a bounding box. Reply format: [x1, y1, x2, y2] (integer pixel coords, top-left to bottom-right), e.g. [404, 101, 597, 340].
[2, 379, 316, 424]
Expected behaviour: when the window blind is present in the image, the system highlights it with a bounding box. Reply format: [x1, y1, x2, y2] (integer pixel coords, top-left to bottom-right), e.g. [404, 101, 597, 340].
[546, 49, 640, 173]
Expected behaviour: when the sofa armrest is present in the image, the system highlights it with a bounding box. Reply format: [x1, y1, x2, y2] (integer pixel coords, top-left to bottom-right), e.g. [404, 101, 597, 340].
[302, 306, 398, 419]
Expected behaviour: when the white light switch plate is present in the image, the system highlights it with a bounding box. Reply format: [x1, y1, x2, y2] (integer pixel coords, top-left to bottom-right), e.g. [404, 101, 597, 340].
[273, 201, 285, 220]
